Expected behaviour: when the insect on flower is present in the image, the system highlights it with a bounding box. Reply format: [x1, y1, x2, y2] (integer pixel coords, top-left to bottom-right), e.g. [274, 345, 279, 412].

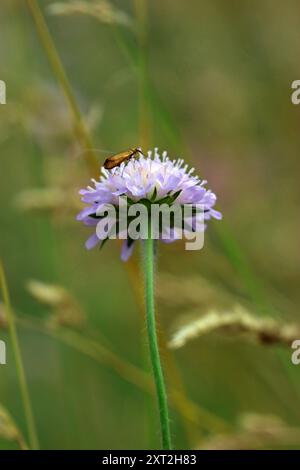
[103, 147, 143, 170]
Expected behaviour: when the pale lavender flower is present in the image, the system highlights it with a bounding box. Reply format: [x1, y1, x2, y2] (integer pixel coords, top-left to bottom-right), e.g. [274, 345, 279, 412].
[77, 148, 222, 260]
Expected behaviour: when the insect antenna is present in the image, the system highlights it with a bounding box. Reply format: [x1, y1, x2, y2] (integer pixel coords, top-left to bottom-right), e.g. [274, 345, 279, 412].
[76, 148, 115, 158]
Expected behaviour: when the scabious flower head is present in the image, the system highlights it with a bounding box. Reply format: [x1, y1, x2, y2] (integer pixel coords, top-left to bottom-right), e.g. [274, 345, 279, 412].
[77, 148, 222, 260]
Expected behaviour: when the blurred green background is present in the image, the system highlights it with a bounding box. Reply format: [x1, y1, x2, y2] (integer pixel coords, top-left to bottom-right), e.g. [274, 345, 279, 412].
[0, 0, 300, 450]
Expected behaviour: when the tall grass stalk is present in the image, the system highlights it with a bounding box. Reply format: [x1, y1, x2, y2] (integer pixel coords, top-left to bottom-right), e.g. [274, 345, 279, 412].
[26, 0, 98, 176]
[134, 0, 151, 149]
[0, 262, 39, 450]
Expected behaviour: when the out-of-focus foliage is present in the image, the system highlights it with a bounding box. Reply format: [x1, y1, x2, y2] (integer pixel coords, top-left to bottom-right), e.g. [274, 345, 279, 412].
[169, 305, 300, 349]
[48, 0, 132, 27]
[0, 0, 300, 449]
[0, 405, 27, 450]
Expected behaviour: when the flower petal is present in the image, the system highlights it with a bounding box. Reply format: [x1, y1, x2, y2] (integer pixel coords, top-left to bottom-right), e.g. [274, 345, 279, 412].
[121, 240, 135, 261]
[85, 233, 100, 250]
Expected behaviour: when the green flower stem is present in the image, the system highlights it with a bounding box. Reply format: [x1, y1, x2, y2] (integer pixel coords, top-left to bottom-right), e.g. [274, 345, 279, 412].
[0, 262, 39, 450]
[142, 237, 172, 450]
